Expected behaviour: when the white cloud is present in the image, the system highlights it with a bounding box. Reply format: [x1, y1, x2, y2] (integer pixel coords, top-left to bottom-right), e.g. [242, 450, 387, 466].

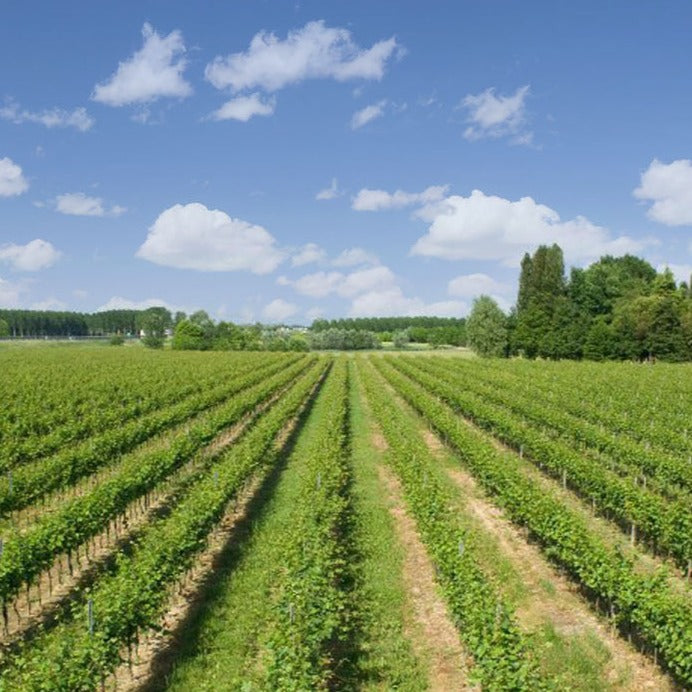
[462, 85, 531, 142]
[291, 242, 326, 267]
[348, 287, 466, 318]
[205, 21, 397, 93]
[633, 159, 692, 226]
[339, 265, 396, 297]
[209, 93, 276, 121]
[332, 247, 379, 267]
[448, 273, 510, 297]
[0, 239, 61, 271]
[352, 184, 448, 211]
[351, 100, 386, 129]
[55, 192, 126, 217]
[411, 189, 646, 266]
[290, 271, 345, 298]
[284, 256, 467, 318]
[137, 202, 284, 273]
[92, 23, 192, 107]
[316, 177, 341, 200]
[96, 296, 172, 312]
[31, 298, 66, 311]
[657, 263, 692, 284]
[0, 277, 22, 307]
[0, 157, 29, 197]
[262, 298, 297, 322]
[286, 265, 397, 299]
[0, 101, 94, 131]
[305, 306, 324, 322]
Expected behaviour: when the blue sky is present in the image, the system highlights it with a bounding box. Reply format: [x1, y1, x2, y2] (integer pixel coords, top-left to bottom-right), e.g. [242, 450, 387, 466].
[1, 1, 691, 323]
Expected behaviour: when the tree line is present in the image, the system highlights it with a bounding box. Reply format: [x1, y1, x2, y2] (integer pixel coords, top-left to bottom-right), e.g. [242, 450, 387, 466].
[467, 245, 691, 361]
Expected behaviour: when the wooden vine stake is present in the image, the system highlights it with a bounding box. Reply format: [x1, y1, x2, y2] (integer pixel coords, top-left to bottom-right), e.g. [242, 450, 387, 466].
[87, 597, 94, 636]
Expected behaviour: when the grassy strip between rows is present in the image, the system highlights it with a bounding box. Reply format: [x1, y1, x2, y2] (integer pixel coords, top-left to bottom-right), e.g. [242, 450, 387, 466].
[392, 356, 692, 572]
[0, 356, 300, 515]
[344, 360, 425, 690]
[168, 357, 424, 691]
[165, 362, 342, 690]
[262, 357, 354, 689]
[414, 356, 691, 497]
[0, 359, 329, 691]
[372, 357, 692, 687]
[359, 358, 547, 690]
[0, 356, 314, 607]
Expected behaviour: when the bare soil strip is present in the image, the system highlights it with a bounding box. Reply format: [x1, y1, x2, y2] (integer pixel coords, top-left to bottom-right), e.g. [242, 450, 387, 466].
[454, 413, 690, 594]
[113, 370, 326, 691]
[420, 427, 674, 691]
[0, 387, 286, 647]
[374, 432, 473, 692]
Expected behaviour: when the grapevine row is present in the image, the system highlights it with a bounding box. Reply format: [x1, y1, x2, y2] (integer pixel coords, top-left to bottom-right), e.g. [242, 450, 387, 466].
[0, 355, 299, 514]
[390, 356, 692, 571]
[419, 357, 691, 495]
[373, 357, 692, 685]
[0, 357, 328, 690]
[264, 358, 353, 689]
[0, 357, 316, 606]
[360, 359, 546, 690]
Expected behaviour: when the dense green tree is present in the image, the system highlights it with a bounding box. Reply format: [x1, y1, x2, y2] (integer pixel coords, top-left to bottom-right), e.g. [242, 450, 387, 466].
[392, 329, 410, 349]
[0, 318, 8, 338]
[189, 310, 215, 340]
[213, 322, 246, 350]
[466, 295, 508, 357]
[172, 320, 207, 350]
[138, 307, 171, 349]
[582, 316, 614, 361]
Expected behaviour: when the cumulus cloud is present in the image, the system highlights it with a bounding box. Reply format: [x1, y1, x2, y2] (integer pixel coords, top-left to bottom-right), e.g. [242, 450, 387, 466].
[96, 296, 172, 312]
[349, 288, 466, 318]
[0, 101, 94, 131]
[92, 23, 192, 107]
[411, 189, 646, 266]
[262, 298, 297, 322]
[0, 277, 22, 307]
[286, 265, 396, 299]
[136, 202, 284, 273]
[291, 243, 326, 267]
[316, 177, 341, 200]
[461, 85, 531, 143]
[283, 256, 467, 318]
[208, 93, 276, 121]
[352, 184, 448, 211]
[332, 247, 379, 267]
[305, 306, 324, 322]
[55, 192, 126, 217]
[633, 159, 692, 226]
[205, 21, 397, 93]
[31, 298, 66, 311]
[447, 273, 510, 297]
[0, 239, 61, 271]
[351, 100, 386, 129]
[0, 157, 29, 197]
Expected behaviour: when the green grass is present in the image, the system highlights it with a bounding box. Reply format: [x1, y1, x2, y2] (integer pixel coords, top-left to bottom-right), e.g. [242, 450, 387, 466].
[365, 355, 621, 691]
[347, 360, 426, 690]
[163, 388, 330, 690]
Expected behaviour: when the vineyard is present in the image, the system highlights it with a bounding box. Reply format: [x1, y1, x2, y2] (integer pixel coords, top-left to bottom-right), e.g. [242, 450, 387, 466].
[0, 347, 690, 690]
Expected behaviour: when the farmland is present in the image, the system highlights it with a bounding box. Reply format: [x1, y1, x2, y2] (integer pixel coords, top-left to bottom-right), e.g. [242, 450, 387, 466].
[0, 347, 690, 690]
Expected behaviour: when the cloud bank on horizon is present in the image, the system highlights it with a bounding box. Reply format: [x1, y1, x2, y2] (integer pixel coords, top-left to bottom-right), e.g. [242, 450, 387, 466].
[1, 4, 691, 321]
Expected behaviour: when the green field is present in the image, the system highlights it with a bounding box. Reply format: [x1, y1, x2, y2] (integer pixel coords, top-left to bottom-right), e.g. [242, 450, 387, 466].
[0, 346, 690, 690]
